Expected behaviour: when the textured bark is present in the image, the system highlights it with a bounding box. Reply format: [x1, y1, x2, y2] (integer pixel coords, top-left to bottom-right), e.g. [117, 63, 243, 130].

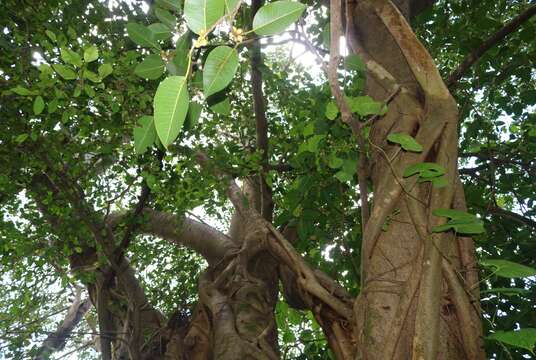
[345, 0, 484, 359]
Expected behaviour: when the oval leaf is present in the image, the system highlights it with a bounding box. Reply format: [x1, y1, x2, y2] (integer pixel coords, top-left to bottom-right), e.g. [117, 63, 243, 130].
[154, 76, 189, 148]
[203, 46, 239, 97]
[184, 0, 225, 35]
[135, 55, 166, 80]
[84, 45, 99, 63]
[155, 7, 177, 29]
[148, 23, 172, 41]
[52, 64, 77, 80]
[387, 133, 423, 152]
[126, 22, 161, 50]
[252, 1, 306, 36]
[33, 96, 45, 115]
[134, 116, 157, 154]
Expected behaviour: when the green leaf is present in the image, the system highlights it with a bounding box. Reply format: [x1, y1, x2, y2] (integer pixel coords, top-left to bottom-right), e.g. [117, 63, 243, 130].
[224, 0, 240, 13]
[83, 69, 101, 83]
[480, 259, 536, 278]
[327, 153, 344, 169]
[346, 96, 386, 117]
[335, 170, 353, 183]
[403, 162, 446, 179]
[184, 0, 225, 35]
[33, 96, 45, 115]
[45, 30, 56, 42]
[134, 116, 157, 154]
[126, 22, 161, 50]
[432, 208, 485, 235]
[148, 23, 172, 41]
[168, 33, 192, 76]
[209, 96, 230, 115]
[325, 101, 339, 120]
[52, 64, 78, 80]
[83, 45, 99, 62]
[487, 328, 536, 352]
[135, 55, 166, 80]
[10, 86, 33, 96]
[481, 288, 530, 297]
[155, 0, 181, 11]
[60, 47, 82, 67]
[184, 101, 202, 130]
[155, 7, 177, 29]
[203, 46, 239, 97]
[98, 63, 113, 78]
[345, 54, 365, 72]
[252, 1, 306, 36]
[153, 76, 189, 148]
[387, 133, 423, 152]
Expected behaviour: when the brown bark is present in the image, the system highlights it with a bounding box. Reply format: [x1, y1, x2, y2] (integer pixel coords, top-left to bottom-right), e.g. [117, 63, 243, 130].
[344, 0, 484, 359]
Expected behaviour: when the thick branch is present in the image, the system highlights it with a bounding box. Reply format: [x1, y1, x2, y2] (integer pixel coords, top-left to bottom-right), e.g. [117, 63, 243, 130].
[34, 290, 91, 360]
[447, 4, 536, 87]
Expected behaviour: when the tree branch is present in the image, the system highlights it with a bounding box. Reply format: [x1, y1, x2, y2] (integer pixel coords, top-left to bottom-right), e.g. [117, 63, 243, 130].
[34, 289, 92, 360]
[447, 4, 536, 87]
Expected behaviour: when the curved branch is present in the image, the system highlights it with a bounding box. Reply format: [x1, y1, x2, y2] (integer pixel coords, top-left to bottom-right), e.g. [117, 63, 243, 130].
[138, 209, 237, 264]
[447, 4, 536, 87]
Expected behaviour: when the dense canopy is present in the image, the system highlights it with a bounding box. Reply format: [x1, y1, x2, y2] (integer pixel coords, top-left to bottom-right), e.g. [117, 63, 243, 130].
[0, 0, 535, 359]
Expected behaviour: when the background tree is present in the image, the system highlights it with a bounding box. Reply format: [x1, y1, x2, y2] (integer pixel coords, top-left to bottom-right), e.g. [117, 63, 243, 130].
[0, 0, 535, 359]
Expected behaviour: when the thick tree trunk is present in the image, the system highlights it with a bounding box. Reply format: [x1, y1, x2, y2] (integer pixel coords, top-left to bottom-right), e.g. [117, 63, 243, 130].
[345, 1, 484, 359]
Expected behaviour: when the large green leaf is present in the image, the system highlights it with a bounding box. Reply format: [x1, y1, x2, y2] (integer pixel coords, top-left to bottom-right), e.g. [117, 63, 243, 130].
[60, 47, 82, 67]
[387, 133, 423, 152]
[52, 64, 77, 80]
[345, 54, 366, 72]
[184, 0, 225, 35]
[134, 116, 157, 154]
[325, 101, 339, 120]
[252, 1, 306, 36]
[224, 0, 240, 13]
[487, 328, 536, 352]
[153, 76, 189, 148]
[209, 96, 230, 115]
[432, 208, 485, 235]
[135, 55, 166, 80]
[203, 46, 239, 97]
[481, 259, 536, 278]
[126, 22, 161, 50]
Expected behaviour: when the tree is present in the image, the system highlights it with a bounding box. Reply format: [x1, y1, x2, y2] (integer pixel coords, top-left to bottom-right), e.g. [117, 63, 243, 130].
[1, 0, 535, 359]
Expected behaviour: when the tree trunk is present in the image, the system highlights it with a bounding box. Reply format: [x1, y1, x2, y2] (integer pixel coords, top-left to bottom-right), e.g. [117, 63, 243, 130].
[345, 1, 484, 359]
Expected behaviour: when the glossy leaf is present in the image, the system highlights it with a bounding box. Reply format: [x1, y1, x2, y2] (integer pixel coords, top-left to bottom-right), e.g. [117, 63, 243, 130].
[252, 1, 306, 36]
[203, 46, 239, 97]
[184, 0, 225, 35]
[153, 76, 189, 148]
[403, 162, 446, 179]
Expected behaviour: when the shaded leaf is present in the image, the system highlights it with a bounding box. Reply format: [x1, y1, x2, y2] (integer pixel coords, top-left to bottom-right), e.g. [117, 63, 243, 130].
[126, 22, 161, 50]
[345, 54, 365, 72]
[135, 55, 166, 80]
[148, 23, 172, 41]
[403, 162, 446, 178]
[155, 7, 177, 28]
[134, 116, 157, 154]
[33, 96, 45, 115]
